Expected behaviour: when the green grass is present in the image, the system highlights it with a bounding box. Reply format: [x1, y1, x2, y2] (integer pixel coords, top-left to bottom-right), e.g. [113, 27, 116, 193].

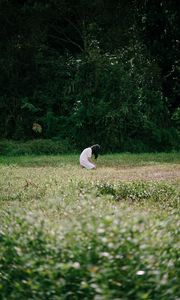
[0, 153, 179, 299]
[0, 151, 180, 167]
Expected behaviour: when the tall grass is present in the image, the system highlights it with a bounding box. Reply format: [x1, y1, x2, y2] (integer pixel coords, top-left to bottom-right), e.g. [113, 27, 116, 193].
[0, 154, 179, 299]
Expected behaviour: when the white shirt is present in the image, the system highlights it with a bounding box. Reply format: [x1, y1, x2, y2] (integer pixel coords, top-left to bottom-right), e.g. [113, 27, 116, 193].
[80, 147, 92, 164]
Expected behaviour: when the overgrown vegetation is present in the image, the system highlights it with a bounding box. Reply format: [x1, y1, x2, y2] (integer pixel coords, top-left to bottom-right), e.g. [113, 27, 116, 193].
[0, 211, 179, 300]
[0, 154, 179, 299]
[0, 139, 73, 156]
[0, 1, 179, 151]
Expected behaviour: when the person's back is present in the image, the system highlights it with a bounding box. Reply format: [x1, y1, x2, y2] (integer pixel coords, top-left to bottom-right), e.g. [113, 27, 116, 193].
[80, 147, 95, 169]
[80, 144, 100, 169]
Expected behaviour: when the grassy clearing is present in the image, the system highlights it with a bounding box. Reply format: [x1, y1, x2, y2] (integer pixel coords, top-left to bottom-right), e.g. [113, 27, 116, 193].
[0, 153, 180, 299]
[0, 151, 180, 167]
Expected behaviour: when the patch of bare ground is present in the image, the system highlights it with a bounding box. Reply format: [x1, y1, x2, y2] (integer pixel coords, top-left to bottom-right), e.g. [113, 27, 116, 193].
[85, 164, 180, 182]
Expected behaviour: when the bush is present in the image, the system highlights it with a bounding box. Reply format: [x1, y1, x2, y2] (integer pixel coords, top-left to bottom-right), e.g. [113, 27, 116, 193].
[96, 181, 179, 208]
[0, 139, 74, 156]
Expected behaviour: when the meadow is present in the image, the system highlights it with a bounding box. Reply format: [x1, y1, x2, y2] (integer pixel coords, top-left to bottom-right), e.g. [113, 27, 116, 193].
[0, 153, 180, 300]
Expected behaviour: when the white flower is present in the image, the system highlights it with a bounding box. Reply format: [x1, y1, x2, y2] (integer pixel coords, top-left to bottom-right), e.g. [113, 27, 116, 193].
[97, 228, 105, 234]
[100, 252, 110, 257]
[136, 270, 145, 275]
[72, 262, 81, 269]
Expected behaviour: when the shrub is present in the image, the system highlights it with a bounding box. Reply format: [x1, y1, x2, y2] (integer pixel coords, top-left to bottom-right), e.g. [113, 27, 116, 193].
[0, 139, 74, 156]
[96, 181, 179, 208]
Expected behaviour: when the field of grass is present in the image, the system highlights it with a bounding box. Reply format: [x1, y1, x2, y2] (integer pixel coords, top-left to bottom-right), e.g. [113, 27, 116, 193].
[0, 153, 180, 300]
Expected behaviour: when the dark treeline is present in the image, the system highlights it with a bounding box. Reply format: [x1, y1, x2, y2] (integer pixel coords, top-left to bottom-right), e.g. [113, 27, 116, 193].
[0, 0, 179, 152]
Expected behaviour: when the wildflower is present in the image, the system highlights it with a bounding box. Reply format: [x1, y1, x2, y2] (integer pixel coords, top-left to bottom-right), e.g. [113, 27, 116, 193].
[136, 270, 145, 275]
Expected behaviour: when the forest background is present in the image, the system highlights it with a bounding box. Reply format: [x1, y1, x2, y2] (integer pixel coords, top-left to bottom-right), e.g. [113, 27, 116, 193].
[0, 0, 179, 153]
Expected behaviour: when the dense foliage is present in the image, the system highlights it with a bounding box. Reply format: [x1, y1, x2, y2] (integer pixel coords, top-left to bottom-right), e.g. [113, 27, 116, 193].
[0, 139, 72, 156]
[1, 210, 179, 300]
[0, 0, 179, 151]
[0, 163, 179, 299]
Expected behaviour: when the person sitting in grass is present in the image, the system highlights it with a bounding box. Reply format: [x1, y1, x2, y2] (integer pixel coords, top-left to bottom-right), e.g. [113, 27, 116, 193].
[80, 144, 100, 169]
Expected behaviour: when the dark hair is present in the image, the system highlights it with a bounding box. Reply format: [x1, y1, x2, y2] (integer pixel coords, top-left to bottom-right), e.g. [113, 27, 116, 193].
[91, 144, 100, 159]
